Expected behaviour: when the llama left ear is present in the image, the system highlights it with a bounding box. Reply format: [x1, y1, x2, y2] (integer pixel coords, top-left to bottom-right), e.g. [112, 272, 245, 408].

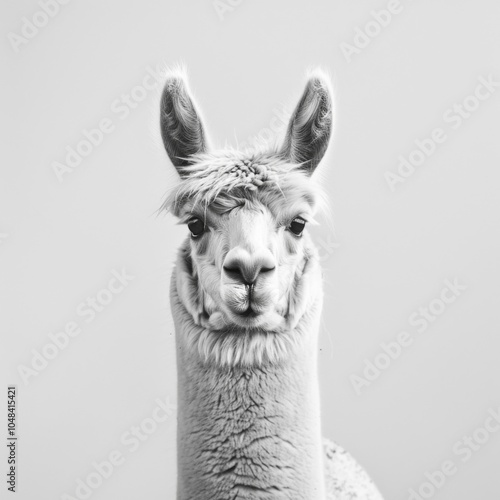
[160, 71, 208, 175]
[280, 71, 333, 175]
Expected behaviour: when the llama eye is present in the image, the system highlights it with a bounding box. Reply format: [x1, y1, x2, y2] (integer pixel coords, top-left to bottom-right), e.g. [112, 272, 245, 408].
[288, 217, 306, 236]
[187, 218, 205, 238]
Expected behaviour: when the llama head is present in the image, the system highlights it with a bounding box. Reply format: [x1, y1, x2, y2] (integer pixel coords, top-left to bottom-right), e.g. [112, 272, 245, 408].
[160, 69, 333, 367]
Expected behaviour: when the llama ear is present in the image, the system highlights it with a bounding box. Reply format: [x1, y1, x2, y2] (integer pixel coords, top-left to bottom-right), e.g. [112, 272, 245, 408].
[280, 71, 333, 175]
[160, 73, 208, 174]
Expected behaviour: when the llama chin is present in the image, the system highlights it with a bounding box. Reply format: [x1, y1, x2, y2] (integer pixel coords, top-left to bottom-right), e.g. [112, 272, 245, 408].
[194, 327, 299, 367]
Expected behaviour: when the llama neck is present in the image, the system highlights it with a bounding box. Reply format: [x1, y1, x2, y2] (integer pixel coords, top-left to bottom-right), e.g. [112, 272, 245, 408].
[174, 281, 325, 500]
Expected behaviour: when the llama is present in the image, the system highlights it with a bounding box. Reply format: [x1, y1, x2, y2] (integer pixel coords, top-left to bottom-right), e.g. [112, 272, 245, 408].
[160, 69, 384, 500]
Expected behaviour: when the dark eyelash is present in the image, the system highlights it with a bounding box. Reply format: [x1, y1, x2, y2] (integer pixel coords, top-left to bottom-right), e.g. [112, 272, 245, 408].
[282, 215, 308, 227]
[182, 213, 203, 224]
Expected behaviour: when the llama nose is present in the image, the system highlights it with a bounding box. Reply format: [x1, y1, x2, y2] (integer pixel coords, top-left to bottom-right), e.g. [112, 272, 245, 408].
[223, 249, 276, 285]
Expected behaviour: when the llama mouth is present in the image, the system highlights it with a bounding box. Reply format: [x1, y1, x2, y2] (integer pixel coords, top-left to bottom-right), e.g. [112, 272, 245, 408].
[224, 303, 271, 328]
[226, 285, 268, 319]
[239, 305, 259, 318]
[228, 304, 260, 318]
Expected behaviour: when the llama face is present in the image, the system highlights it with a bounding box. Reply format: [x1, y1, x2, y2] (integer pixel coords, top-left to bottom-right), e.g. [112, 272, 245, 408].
[170, 154, 321, 333]
[160, 70, 333, 366]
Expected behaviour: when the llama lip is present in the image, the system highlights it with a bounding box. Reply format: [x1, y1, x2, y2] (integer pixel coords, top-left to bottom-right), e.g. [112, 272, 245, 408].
[239, 305, 259, 318]
[223, 283, 266, 319]
[227, 303, 260, 318]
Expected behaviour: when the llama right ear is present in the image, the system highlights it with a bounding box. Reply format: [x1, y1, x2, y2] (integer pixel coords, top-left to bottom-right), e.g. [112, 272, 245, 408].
[160, 73, 208, 175]
[280, 71, 333, 175]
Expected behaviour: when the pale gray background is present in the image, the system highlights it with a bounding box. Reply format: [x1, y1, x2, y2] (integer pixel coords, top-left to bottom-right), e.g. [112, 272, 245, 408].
[2, 1, 500, 499]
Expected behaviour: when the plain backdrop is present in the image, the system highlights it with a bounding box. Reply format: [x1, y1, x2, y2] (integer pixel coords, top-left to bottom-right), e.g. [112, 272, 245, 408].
[1, 1, 500, 499]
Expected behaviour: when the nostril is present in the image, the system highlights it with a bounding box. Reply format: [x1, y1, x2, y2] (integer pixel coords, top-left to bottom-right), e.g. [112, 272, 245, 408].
[223, 265, 256, 286]
[223, 265, 244, 282]
[224, 263, 275, 285]
[260, 266, 275, 274]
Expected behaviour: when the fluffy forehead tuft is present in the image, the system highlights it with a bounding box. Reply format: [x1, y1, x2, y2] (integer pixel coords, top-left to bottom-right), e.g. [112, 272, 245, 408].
[161, 149, 328, 218]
